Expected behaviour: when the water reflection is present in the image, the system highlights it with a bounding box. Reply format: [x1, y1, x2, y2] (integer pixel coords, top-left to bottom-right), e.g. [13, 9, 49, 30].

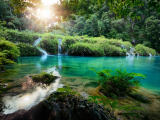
[2, 67, 63, 114]
[58, 55, 62, 71]
[126, 56, 134, 66]
[41, 55, 48, 62]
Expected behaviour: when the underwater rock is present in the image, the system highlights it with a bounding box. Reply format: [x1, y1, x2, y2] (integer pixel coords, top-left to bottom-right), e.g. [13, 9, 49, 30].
[0, 91, 115, 120]
[84, 81, 98, 88]
[128, 92, 150, 103]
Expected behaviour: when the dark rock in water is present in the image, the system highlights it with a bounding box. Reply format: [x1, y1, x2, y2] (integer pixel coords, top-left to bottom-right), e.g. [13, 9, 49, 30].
[0, 92, 115, 120]
[128, 93, 150, 103]
[84, 82, 98, 88]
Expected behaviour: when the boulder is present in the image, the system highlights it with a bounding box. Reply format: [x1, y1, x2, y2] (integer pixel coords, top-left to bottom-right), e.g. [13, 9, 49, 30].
[0, 92, 115, 120]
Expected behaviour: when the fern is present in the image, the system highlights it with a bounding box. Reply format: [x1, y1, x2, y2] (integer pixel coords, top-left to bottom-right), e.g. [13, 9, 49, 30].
[57, 83, 77, 95]
[90, 62, 147, 97]
[88, 95, 145, 119]
[118, 105, 145, 112]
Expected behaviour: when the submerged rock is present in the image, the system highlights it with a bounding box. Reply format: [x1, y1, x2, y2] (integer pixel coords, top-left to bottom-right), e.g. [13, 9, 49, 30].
[0, 92, 115, 120]
[128, 92, 150, 103]
[84, 81, 98, 88]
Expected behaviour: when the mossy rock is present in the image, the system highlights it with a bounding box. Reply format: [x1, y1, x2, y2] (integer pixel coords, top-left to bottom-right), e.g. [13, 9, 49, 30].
[32, 72, 58, 84]
[43, 91, 116, 120]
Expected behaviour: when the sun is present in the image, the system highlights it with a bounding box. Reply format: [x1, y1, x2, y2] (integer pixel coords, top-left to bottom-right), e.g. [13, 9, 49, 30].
[41, 9, 51, 18]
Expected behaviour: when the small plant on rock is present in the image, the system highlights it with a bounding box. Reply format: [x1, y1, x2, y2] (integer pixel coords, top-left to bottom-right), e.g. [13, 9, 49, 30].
[57, 83, 77, 95]
[90, 61, 147, 98]
[88, 95, 144, 119]
[32, 71, 58, 84]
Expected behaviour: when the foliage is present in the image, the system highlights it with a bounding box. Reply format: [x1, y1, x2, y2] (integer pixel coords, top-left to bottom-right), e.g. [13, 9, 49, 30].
[0, 38, 20, 71]
[88, 95, 144, 118]
[0, 29, 40, 44]
[118, 105, 144, 118]
[58, 3, 160, 53]
[57, 83, 77, 95]
[0, 38, 20, 60]
[16, 43, 41, 56]
[9, 0, 160, 19]
[103, 43, 126, 56]
[90, 62, 147, 98]
[39, 36, 58, 55]
[69, 42, 104, 56]
[32, 71, 58, 84]
[135, 44, 156, 56]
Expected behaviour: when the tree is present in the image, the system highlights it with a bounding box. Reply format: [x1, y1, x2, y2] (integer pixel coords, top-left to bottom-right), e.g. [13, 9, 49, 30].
[9, 0, 160, 19]
[0, 37, 20, 71]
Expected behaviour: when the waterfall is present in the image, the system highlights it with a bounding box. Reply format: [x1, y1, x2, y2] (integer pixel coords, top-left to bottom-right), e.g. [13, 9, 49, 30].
[121, 45, 131, 56]
[121, 45, 139, 56]
[149, 53, 152, 57]
[129, 47, 135, 56]
[58, 39, 62, 55]
[33, 38, 48, 55]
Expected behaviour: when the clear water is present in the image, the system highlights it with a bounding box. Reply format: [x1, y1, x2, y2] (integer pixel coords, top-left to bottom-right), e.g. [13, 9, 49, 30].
[1, 55, 160, 114]
[1, 55, 160, 91]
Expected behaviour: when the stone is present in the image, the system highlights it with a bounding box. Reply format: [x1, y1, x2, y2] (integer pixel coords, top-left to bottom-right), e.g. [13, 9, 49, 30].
[128, 93, 150, 103]
[0, 92, 116, 120]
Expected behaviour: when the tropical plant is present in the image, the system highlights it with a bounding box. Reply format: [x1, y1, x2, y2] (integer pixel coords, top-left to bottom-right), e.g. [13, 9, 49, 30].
[0, 38, 20, 71]
[16, 43, 41, 56]
[135, 44, 156, 56]
[90, 62, 147, 98]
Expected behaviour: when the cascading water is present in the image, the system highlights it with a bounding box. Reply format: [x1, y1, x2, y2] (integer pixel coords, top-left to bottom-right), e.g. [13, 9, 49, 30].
[149, 53, 152, 57]
[121, 45, 140, 56]
[129, 47, 135, 56]
[58, 39, 62, 55]
[121, 45, 131, 56]
[136, 52, 139, 56]
[33, 38, 48, 56]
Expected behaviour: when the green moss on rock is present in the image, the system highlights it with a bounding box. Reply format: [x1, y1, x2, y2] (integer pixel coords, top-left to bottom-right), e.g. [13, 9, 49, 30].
[32, 72, 58, 84]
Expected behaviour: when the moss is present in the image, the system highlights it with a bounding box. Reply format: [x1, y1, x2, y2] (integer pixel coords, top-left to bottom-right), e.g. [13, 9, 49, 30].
[0, 85, 12, 96]
[32, 72, 58, 84]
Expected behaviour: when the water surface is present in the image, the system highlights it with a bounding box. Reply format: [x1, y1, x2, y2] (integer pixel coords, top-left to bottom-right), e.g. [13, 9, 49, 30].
[1, 55, 160, 114]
